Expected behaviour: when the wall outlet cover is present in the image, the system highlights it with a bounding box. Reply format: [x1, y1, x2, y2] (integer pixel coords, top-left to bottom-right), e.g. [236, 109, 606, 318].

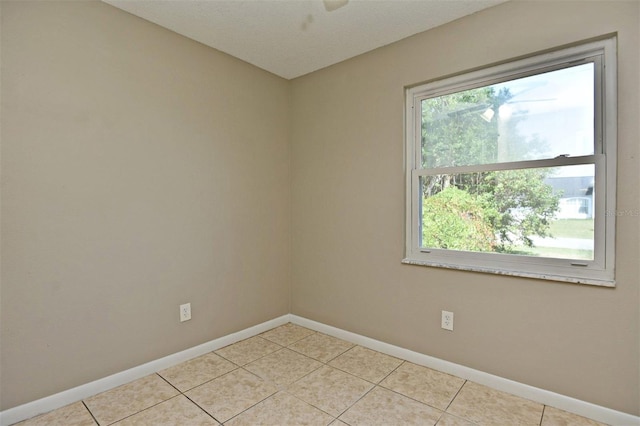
[441, 310, 454, 331]
[180, 303, 192, 322]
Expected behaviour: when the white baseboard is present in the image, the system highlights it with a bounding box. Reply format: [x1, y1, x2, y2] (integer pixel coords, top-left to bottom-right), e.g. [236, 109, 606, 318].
[2, 314, 638, 426]
[289, 315, 639, 426]
[0, 315, 290, 426]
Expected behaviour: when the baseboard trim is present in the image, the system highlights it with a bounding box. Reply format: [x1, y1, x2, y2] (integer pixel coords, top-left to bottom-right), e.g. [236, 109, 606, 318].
[0, 315, 290, 426]
[2, 314, 638, 426]
[289, 315, 639, 426]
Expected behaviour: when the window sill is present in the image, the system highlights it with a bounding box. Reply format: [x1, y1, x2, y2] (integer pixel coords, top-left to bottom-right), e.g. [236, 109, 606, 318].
[401, 258, 615, 287]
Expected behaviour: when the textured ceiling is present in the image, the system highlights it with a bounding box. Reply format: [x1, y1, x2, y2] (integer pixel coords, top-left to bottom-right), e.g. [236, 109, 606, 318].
[102, 0, 507, 80]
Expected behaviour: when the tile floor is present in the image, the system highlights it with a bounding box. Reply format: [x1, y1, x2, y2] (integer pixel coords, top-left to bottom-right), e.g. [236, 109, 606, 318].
[16, 323, 607, 426]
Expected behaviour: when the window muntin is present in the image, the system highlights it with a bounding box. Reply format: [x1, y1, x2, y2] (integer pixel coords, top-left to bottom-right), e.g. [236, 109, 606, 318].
[404, 38, 616, 286]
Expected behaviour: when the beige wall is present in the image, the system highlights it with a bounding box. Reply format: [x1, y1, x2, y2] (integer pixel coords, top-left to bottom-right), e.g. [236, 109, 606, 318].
[0, 1, 290, 410]
[291, 0, 639, 416]
[2, 0, 639, 418]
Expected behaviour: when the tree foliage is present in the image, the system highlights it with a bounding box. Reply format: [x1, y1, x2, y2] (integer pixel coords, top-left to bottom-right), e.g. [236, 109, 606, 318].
[421, 87, 511, 169]
[422, 187, 495, 251]
[476, 169, 559, 250]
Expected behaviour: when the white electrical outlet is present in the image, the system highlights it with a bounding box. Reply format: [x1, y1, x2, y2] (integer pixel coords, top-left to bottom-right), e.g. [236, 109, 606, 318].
[441, 310, 454, 331]
[180, 303, 191, 322]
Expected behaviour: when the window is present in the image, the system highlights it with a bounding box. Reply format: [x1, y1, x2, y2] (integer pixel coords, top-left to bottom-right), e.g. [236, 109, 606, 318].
[403, 37, 617, 286]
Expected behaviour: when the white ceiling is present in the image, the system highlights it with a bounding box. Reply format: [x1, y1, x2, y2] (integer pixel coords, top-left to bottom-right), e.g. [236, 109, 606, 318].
[102, 0, 507, 80]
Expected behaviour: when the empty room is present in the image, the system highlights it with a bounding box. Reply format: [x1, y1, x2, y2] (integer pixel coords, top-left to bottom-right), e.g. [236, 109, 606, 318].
[1, 0, 638, 425]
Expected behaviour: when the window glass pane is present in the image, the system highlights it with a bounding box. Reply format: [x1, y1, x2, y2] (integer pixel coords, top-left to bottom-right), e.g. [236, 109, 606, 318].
[419, 164, 594, 260]
[421, 63, 594, 168]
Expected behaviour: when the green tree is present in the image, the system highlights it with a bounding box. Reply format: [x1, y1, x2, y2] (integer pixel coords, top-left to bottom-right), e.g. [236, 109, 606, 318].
[476, 169, 560, 251]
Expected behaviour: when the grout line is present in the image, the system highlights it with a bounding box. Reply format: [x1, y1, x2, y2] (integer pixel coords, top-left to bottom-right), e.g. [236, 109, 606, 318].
[322, 342, 356, 364]
[283, 361, 324, 387]
[378, 359, 404, 384]
[181, 392, 222, 424]
[322, 363, 379, 387]
[281, 390, 337, 420]
[219, 389, 281, 425]
[82, 401, 100, 426]
[102, 393, 181, 426]
[378, 381, 448, 414]
[156, 372, 182, 394]
[539, 405, 547, 426]
[444, 379, 467, 413]
[438, 412, 480, 426]
[214, 338, 284, 367]
[334, 384, 379, 420]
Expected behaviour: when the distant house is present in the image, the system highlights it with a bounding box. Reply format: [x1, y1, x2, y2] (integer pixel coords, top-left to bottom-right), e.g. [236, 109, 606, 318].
[546, 176, 594, 219]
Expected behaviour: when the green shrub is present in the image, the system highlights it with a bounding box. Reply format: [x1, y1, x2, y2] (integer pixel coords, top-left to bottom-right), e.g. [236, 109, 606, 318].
[422, 187, 495, 252]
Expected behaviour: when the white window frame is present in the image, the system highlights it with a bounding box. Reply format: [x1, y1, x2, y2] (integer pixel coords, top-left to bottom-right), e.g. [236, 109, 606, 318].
[403, 37, 617, 286]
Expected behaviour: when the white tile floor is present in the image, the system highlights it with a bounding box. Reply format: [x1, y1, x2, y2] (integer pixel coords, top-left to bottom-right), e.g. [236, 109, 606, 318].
[16, 323, 607, 425]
